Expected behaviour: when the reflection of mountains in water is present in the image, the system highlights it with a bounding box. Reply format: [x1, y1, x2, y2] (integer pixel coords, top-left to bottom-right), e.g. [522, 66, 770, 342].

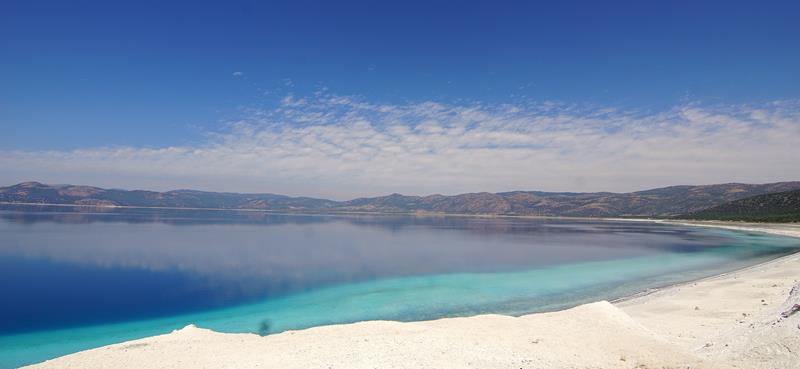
[0, 203, 711, 239]
[3, 204, 799, 258]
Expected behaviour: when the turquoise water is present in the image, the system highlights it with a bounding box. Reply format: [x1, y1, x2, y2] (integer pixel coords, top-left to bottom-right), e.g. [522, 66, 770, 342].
[0, 207, 798, 368]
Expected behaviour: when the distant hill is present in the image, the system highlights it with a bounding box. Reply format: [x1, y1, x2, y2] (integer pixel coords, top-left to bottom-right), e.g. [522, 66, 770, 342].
[681, 189, 800, 222]
[0, 182, 339, 211]
[3, 181, 800, 218]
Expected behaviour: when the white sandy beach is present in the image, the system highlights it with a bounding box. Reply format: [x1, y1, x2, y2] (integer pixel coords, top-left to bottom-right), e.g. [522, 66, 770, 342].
[24, 221, 800, 369]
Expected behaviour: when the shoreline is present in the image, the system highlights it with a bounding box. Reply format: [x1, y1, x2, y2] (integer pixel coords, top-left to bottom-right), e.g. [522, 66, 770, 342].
[23, 221, 800, 369]
[658, 219, 800, 238]
[3, 201, 798, 226]
[609, 220, 800, 305]
[0, 201, 670, 220]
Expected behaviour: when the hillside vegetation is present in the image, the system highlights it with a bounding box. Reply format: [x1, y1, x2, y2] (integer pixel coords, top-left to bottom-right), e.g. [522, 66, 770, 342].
[681, 189, 800, 222]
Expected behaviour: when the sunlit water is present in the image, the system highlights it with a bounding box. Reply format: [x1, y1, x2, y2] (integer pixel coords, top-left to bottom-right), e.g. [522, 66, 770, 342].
[1, 205, 799, 368]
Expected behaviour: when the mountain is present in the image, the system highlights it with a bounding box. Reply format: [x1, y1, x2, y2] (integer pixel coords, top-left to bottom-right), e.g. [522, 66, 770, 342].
[337, 182, 800, 216]
[3, 181, 800, 217]
[681, 189, 800, 222]
[0, 182, 338, 211]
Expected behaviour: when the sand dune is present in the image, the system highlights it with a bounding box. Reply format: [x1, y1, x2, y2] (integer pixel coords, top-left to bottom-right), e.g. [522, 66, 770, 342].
[25, 222, 800, 369]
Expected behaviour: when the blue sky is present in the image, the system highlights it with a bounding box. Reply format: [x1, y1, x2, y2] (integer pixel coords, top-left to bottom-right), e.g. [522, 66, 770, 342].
[1, 0, 799, 197]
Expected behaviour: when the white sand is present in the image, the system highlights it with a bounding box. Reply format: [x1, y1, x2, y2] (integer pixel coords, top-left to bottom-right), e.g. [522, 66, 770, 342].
[25, 221, 800, 369]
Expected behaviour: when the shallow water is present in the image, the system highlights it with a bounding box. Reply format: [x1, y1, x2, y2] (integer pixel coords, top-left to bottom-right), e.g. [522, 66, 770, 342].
[1, 206, 798, 368]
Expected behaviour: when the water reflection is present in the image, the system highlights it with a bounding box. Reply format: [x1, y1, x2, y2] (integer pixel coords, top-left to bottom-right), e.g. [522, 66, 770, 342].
[0, 203, 734, 239]
[0, 205, 797, 335]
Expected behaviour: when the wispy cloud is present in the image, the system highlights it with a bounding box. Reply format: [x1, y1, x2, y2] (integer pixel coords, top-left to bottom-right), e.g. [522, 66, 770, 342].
[2, 95, 799, 199]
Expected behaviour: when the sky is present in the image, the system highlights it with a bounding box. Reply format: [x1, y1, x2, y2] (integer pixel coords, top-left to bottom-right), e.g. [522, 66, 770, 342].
[1, 0, 799, 199]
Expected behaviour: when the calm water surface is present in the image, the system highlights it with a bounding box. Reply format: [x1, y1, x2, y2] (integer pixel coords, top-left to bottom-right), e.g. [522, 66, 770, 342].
[1, 205, 799, 368]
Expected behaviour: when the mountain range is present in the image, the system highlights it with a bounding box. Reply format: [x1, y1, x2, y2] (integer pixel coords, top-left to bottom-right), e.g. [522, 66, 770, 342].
[3, 181, 800, 218]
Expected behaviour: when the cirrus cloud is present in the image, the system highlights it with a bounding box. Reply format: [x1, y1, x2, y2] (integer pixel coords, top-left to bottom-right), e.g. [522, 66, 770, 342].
[2, 95, 799, 199]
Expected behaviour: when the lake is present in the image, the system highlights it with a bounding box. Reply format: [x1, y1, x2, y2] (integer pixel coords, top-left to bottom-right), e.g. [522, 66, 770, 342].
[1, 205, 799, 368]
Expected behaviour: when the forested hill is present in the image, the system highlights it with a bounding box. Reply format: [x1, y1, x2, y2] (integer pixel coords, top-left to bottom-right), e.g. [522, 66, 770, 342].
[681, 189, 800, 222]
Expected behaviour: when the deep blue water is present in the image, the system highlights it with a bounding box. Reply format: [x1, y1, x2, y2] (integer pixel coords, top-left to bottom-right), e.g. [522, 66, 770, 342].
[0, 205, 798, 368]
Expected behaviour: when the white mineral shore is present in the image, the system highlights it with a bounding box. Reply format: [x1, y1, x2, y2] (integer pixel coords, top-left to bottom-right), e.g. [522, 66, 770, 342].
[24, 221, 800, 369]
